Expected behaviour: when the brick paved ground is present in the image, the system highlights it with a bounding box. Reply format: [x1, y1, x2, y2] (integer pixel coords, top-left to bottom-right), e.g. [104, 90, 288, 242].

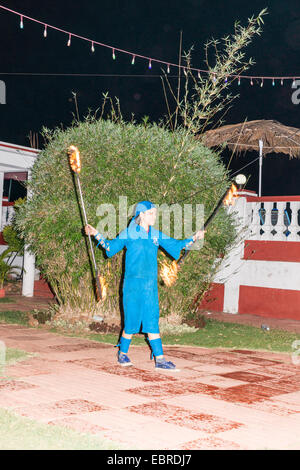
[0, 319, 300, 450]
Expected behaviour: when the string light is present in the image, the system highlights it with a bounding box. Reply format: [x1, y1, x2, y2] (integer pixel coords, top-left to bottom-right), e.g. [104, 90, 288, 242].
[3, 5, 300, 88]
[238, 76, 241, 85]
[183, 67, 187, 76]
[197, 70, 201, 79]
[260, 78, 264, 87]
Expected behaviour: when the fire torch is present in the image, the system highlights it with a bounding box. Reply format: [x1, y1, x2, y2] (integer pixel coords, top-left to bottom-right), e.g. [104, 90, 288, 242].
[160, 178, 243, 287]
[68, 145, 104, 301]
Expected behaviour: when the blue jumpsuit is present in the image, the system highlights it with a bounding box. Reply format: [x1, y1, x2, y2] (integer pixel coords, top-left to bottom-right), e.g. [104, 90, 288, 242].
[96, 218, 193, 334]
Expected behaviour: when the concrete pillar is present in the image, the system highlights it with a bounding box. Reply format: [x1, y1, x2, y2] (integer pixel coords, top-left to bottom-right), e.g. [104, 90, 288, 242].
[22, 170, 35, 297]
[22, 245, 35, 297]
[216, 193, 249, 314]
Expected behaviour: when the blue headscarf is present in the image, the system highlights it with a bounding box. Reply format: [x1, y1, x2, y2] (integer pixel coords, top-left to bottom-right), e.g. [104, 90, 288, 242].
[134, 200, 156, 219]
[128, 200, 156, 234]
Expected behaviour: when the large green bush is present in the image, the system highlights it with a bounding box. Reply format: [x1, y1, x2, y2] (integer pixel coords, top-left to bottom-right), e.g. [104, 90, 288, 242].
[14, 117, 236, 321]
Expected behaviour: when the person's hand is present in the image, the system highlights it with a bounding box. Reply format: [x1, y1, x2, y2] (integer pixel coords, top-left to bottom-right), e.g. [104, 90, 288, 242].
[85, 224, 97, 237]
[193, 229, 205, 242]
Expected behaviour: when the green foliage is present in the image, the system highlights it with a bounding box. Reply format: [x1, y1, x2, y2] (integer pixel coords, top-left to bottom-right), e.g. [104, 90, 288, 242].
[0, 248, 20, 289]
[2, 224, 24, 254]
[13, 117, 237, 320]
[0, 221, 25, 288]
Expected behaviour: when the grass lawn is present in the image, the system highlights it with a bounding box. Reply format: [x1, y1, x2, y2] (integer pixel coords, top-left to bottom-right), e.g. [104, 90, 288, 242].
[0, 408, 123, 450]
[87, 319, 300, 354]
[0, 297, 15, 303]
[0, 309, 299, 354]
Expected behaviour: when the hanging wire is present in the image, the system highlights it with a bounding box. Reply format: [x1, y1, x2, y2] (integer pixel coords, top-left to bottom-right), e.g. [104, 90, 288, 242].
[0, 4, 299, 83]
[0, 72, 180, 77]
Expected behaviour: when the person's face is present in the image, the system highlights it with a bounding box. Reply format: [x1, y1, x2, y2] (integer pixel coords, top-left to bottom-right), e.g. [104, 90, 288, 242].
[141, 207, 157, 226]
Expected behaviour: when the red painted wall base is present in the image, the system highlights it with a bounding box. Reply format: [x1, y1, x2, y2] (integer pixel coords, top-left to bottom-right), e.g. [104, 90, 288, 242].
[244, 240, 300, 262]
[239, 285, 300, 320]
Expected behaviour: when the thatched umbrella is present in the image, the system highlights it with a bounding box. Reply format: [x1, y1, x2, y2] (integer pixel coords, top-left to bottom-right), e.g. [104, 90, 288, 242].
[202, 119, 300, 196]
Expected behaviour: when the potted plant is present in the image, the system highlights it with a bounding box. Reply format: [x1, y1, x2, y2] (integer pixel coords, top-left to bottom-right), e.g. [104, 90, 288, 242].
[0, 248, 20, 297]
[0, 223, 25, 297]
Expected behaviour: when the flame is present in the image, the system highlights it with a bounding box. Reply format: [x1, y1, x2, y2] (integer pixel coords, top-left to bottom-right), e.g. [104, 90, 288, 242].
[97, 275, 107, 301]
[160, 260, 178, 287]
[68, 145, 81, 173]
[224, 183, 238, 206]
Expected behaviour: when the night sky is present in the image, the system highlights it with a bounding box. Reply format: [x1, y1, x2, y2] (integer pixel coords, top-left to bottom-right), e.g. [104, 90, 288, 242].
[1, 0, 300, 196]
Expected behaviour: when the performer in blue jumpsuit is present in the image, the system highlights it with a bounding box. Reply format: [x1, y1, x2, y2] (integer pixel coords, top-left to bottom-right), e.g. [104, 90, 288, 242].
[85, 201, 204, 370]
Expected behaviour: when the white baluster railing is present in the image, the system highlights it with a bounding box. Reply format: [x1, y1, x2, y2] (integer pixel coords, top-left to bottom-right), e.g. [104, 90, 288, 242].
[235, 194, 300, 242]
[289, 201, 300, 241]
[276, 201, 288, 241]
[260, 201, 273, 240]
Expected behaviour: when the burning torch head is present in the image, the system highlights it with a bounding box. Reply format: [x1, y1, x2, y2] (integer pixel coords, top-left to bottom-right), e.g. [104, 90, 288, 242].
[224, 174, 246, 205]
[98, 275, 107, 301]
[223, 182, 238, 206]
[160, 259, 178, 287]
[68, 145, 81, 174]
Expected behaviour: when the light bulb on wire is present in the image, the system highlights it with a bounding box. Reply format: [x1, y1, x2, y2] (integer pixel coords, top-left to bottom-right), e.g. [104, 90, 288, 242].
[131, 55, 135, 65]
[20, 15, 23, 29]
[112, 49, 116, 60]
[43, 24, 47, 38]
[67, 34, 71, 47]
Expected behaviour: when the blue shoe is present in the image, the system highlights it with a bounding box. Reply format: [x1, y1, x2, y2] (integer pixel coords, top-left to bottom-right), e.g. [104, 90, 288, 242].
[155, 357, 177, 370]
[117, 351, 133, 367]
